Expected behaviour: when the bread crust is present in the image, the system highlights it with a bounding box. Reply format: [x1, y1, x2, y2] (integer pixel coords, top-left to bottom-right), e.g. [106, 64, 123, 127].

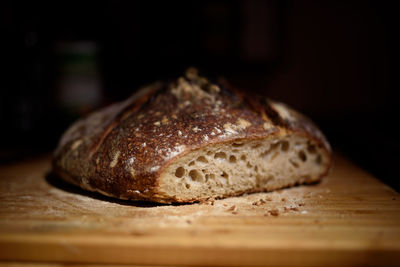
[53, 68, 331, 203]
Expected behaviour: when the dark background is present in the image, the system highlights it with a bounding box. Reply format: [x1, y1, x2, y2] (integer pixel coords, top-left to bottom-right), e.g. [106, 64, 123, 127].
[1, 1, 398, 190]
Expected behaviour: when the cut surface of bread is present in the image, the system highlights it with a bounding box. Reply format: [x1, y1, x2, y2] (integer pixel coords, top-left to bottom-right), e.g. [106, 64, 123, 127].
[160, 135, 327, 202]
[53, 68, 331, 203]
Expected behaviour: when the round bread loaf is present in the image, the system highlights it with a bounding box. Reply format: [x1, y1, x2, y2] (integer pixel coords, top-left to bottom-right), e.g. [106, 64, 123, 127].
[53, 68, 331, 203]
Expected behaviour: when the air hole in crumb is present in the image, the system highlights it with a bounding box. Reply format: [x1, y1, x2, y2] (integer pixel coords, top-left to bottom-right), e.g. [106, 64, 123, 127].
[272, 142, 280, 149]
[207, 151, 212, 156]
[201, 169, 206, 173]
[189, 161, 195, 166]
[229, 155, 237, 163]
[281, 141, 289, 152]
[254, 165, 258, 172]
[185, 184, 190, 189]
[210, 173, 215, 179]
[189, 170, 203, 182]
[247, 162, 252, 168]
[241, 155, 246, 161]
[232, 149, 239, 153]
[221, 171, 229, 178]
[197, 156, 208, 163]
[260, 142, 280, 158]
[307, 143, 317, 153]
[315, 154, 322, 165]
[298, 150, 307, 162]
[175, 167, 185, 178]
[214, 152, 227, 159]
[289, 159, 299, 168]
[232, 143, 244, 147]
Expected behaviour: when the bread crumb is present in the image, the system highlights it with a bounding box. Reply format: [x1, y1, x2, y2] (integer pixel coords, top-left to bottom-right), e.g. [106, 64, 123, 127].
[304, 192, 313, 198]
[284, 206, 299, 212]
[268, 209, 279, 216]
[154, 121, 160, 126]
[301, 210, 308, 214]
[200, 198, 215, 205]
[227, 205, 236, 212]
[231, 211, 239, 215]
[252, 199, 266, 206]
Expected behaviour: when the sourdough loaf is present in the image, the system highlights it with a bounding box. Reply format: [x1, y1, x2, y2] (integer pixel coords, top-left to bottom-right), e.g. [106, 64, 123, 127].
[53, 68, 331, 203]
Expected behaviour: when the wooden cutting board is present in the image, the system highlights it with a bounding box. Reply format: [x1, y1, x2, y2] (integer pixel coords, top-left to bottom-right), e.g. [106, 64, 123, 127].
[0, 154, 399, 267]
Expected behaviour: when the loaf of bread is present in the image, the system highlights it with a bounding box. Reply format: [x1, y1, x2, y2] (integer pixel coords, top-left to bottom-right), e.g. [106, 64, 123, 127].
[53, 68, 331, 203]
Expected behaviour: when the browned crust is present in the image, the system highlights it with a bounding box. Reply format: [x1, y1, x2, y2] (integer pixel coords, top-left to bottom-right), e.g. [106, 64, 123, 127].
[53, 68, 332, 203]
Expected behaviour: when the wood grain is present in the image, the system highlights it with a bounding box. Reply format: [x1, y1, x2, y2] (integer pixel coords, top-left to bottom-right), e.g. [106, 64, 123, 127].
[0, 154, 399, 267]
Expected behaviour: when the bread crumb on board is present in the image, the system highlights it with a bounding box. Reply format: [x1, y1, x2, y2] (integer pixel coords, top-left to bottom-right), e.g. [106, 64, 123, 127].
[194, 191, 312, 219]
[252, 199, 266, 206]
[227, 205, 236, 212]
[284, 206, 299, 212]
[266, 209, 279, 216]
[200, 197, 215, 205]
